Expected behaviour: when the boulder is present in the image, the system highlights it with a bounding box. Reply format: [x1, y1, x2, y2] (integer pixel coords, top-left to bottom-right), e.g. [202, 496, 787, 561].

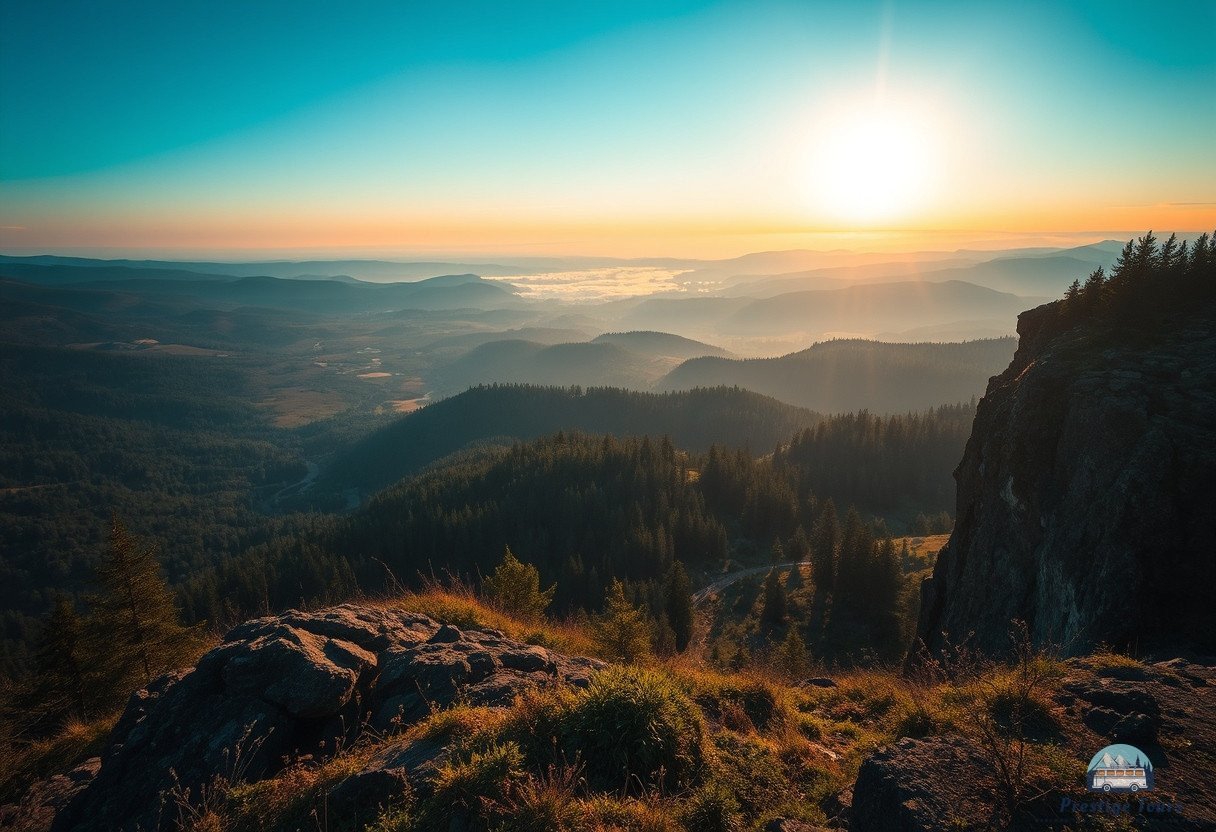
[51, 604, 604, 832]
[851, 737, 999, 832]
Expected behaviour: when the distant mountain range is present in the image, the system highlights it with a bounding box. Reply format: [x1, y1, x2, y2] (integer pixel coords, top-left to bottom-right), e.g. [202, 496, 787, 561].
[431, 331, 730, 395]
[721, 253, 1111, 298]
[0, 254, 537, 282]
[658, 337, 1016, 413]
[0, 264, 524, 313]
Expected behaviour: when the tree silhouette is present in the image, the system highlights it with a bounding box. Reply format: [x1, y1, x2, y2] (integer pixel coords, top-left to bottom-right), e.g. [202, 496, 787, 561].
[91, 517, 197, 687]
[663, 561, 694, 652]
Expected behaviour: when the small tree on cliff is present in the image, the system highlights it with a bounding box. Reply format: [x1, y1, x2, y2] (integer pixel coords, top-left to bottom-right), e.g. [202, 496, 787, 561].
[91, 517, 198, 687]
[482, 546, 556, 623]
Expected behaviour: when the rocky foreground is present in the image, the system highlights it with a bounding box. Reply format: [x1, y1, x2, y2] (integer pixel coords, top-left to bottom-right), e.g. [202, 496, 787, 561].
[7, 603, 1215, 832]
[33, 605, 602, 832]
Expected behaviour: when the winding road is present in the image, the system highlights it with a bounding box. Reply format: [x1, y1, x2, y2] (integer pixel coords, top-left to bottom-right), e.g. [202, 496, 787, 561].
[691, 561, 812, 606]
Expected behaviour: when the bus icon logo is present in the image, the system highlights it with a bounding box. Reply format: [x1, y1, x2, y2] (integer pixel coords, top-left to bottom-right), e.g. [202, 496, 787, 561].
[1087, 744, 1153, 793]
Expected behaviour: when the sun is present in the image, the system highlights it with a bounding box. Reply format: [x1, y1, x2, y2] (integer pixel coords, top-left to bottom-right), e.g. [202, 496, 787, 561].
[809, 102, 938, 224]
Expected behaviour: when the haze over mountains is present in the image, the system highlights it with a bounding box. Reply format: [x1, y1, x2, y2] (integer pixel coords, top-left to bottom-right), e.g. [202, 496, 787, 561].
[0, 242, 1098, 429]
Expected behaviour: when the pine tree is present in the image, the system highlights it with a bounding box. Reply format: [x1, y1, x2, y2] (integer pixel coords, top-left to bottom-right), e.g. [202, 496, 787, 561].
[592, 580, 652, 663]
[1081, 266, 1107, 311]
[809, 499, 839, 593]
[835, 507, 873, 610]
[760, 569, 787, 626]
[482, 546, 556, 623]
[663, 561, 694, 652]
[35, 595, 90, 719]
[774, 627, 809, 678]
[91, 518, 197, 687]
[652, 616, 677, 658]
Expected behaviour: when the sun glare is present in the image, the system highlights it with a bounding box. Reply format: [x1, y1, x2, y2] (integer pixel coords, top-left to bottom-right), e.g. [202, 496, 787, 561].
[809, 102, 938, 224]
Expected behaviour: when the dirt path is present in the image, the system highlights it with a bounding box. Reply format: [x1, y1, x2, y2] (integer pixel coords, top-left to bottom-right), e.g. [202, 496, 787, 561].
[691, 561, 812, 605]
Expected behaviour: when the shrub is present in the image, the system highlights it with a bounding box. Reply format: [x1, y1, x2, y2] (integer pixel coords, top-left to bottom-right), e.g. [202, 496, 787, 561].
[491, 764, 586, 832]
[559, 666, 705, 793]
[482, 547, 556, 623]
[709, 733, 788, 821]
[422, 742, 525, 831]
[692, 675, 785, 734]
[680, 780, 743, 832]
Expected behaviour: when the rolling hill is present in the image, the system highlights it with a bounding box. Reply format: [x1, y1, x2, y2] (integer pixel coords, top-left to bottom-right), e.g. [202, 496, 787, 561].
[658, 337, 1016, 412]
[315, 384, 824, 501]
[590, 330, 731, 359]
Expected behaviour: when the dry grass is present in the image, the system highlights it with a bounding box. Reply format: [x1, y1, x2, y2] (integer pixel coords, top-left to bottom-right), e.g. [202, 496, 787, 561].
[0, 713, 117, 803]
[376, 584, 601, 660]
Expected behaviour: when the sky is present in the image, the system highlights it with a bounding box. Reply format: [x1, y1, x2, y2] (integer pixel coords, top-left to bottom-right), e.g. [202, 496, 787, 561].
[1, 0, 1214, 259]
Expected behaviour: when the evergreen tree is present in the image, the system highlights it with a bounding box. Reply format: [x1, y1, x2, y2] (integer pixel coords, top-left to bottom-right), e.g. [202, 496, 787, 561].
[662, 561, 695, 652]
[760, 569, 787, 626]
[592, 580, 652, 663]
[92, 518, 197, 687]
[809, 499, 839, 593]
[785, 562, 805, 592]
[482, 546, 556, 623]
[1080, 266, 1107, 311]
[652, 616, 677, 657]
[34, 595, 90, 720]
[774, 627, 809, 678]
[835, 507, 873, 609]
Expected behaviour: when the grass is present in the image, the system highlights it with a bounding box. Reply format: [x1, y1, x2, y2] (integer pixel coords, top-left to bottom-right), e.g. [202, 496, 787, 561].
[0, 713, 117, 804]
[377, 583, 601, 660]
[12, 587, 1095, 832]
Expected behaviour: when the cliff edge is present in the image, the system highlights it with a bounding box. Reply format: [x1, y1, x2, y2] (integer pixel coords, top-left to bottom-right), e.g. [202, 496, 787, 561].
[918, 296, 1216, 656]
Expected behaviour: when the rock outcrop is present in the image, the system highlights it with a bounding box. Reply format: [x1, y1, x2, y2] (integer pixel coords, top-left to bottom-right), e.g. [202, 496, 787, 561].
[851, 658, 1216, 832]
[50, 604, 603, 832]
[918, 299, 1216, 656]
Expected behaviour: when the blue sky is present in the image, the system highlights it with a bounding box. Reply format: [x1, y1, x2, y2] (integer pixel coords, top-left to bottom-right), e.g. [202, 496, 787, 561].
[1, 1, 1213, 256]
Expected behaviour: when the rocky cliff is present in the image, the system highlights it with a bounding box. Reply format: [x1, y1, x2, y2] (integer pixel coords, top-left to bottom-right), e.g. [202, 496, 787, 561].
[43, 605, 602, 832]
[918, 297, 1216, 656]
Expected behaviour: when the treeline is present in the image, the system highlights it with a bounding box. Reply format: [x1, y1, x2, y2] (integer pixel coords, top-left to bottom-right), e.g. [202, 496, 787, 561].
[772, 402, 975, 513]
[317, 384, 825, 502]
[180, 424, 958, 649]
[0, 346, 311, 677]
[1, 520, 201, 749]
[1061, 230, 1215, 325]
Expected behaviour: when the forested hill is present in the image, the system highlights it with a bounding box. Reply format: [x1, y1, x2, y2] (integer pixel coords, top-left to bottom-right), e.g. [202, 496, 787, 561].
[185, 405, 971, 636]
[658, 337, 1015, 412]
[315, 384, 825, 503]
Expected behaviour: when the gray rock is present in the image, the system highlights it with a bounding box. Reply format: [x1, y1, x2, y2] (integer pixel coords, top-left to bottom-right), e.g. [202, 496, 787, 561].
[917, 301, 1216, 657]
[52, 603, 605, 832]
[326, 767, 411, 824]
[851, 737, 997, 832]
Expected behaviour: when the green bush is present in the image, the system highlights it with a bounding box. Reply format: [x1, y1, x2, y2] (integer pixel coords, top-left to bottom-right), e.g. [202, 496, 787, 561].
[421, 742, 525, 831]
[681, 781, 743, 832]
[559, 666, 706, 793]
[709, 733, 788, 821]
